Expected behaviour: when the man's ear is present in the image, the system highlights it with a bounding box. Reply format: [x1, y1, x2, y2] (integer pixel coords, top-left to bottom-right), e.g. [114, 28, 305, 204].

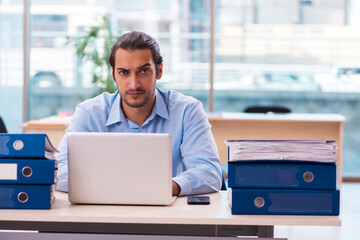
[156, 63, 163, 80]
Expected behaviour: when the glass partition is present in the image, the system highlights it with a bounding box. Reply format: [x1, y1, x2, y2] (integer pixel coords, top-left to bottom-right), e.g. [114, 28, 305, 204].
[0, 1, 24, 133]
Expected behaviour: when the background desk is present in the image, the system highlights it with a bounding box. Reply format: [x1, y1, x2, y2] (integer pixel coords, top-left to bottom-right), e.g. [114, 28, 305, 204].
[0, 191, 340, 239]
[20, 116, 71, 148]
[208, 113, 346, 186]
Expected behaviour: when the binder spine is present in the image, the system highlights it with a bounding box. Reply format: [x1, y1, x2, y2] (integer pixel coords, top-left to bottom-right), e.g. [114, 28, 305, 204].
[0, 159, 56, 184]
[230, 188, 340, 215]
[228, 161, 337, 190]
[0, 134, 46, 158]
[0, 184, 54, 209]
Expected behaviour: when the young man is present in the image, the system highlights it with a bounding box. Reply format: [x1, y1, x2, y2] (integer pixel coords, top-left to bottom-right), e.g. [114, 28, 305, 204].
[56, 31, 222, 196]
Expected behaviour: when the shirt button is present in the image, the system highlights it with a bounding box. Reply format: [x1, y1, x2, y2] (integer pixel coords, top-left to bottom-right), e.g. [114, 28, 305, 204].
[139, 128, 143, 132]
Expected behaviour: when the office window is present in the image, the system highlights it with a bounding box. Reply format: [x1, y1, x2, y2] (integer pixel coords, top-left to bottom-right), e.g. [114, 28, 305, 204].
[28, 0, 210, 119]
[28, 2, 92, 119]
[0, 1, 23, 133]
[214, 0, 360, 177]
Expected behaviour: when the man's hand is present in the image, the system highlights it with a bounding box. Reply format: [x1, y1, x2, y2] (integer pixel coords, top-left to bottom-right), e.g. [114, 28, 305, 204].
[172, 181, 180, 196]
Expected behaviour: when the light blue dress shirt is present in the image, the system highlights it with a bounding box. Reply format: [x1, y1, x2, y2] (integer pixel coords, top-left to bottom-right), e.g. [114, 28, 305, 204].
[56, 87, 222, 196]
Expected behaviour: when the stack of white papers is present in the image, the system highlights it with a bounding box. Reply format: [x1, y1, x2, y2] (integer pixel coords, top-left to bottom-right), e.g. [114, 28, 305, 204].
[225, 140, 338, 163]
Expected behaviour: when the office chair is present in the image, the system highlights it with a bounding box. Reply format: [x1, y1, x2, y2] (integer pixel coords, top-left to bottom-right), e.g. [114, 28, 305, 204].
[0, 116, 7, 133]
[221, 173, 227, 190]
[221, 164, 227, 190]
[244, 106, 291, 114]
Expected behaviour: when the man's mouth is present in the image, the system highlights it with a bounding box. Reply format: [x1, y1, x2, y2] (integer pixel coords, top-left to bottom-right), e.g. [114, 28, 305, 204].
[127, 91, 145, 98]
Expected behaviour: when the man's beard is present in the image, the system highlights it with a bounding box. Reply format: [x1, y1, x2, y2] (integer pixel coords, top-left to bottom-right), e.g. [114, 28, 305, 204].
[121, 88, 154, 108]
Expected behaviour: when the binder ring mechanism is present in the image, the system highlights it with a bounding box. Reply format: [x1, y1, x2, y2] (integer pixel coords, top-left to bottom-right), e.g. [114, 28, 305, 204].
[303, 171, 314, 183]
[18, 192, 29, 203]
[13, 140, 24, 151]
[254, 197, 265, 208]
[22, 166, 33, 177]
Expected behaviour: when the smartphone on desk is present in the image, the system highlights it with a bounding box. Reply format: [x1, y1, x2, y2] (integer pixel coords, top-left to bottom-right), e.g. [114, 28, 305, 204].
[187, 196, 210, 205]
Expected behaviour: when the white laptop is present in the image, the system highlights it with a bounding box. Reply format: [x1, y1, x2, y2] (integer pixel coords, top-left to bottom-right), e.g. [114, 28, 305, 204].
[67, 132, 174, 205]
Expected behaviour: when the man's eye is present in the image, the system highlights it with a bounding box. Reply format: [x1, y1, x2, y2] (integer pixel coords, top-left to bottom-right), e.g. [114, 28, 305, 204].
[140, 69, 150, 74]
[118, 71, 128, 75]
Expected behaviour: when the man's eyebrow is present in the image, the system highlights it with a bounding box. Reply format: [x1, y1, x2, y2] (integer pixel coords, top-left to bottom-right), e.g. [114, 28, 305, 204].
[116, 67, 129, 71]
[116, 63, 151, 71]
[137, 63, 151, 69]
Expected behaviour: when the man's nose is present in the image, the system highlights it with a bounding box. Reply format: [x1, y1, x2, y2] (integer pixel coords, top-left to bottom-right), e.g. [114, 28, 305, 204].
[128, 74, 141, 89]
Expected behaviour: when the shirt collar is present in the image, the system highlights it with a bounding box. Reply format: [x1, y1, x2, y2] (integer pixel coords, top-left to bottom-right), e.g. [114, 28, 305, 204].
[152, 88, 170, 120]
[105, 88, 169, 127]
[106, 91, 126, 127]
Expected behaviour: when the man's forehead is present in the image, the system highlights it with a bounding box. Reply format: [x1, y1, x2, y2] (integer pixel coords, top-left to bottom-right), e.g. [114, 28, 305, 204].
[115, 48, 152, 59]
[114, 48, 154, 68]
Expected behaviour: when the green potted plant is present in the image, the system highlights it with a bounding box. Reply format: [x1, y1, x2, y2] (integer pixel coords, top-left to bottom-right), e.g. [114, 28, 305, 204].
[66, 15, 118, 95]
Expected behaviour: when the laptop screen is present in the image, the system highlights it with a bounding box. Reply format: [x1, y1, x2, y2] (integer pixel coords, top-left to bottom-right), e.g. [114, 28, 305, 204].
[67, 132, 173, 205]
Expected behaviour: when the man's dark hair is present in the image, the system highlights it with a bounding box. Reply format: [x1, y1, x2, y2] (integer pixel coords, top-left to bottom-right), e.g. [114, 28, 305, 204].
[109, 31, 163, 77]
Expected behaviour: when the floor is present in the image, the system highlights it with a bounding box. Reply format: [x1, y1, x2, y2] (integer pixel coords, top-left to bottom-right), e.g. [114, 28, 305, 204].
[274, 182, 360, 240]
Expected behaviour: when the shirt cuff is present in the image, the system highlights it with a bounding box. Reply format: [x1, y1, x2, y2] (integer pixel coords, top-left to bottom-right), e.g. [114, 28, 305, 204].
[172, 176, 191, 196]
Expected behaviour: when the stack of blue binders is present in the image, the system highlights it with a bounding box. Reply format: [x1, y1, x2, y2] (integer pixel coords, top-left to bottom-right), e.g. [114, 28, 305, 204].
[225, 140, 340, 215]
[0, 133, 58, 209]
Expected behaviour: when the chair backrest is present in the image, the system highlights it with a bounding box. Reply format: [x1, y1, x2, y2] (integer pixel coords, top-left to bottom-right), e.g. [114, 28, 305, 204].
[221, 173, 227, 190]
[0, 116, 7, 133]
[220, 163, 228, 190]
[244, 106, 291, 114]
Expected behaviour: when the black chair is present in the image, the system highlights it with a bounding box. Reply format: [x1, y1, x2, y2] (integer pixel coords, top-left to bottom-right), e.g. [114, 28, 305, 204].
[221, 173, 227, 190]
[220, 164, 227, 190]
[244, 106, 291, 114]
[0, 116, 7, 133]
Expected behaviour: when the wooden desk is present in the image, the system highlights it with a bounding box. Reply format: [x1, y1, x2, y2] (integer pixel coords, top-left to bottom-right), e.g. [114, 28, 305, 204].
[0, 191, 340, 238]
[209, 113, 346, 185]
